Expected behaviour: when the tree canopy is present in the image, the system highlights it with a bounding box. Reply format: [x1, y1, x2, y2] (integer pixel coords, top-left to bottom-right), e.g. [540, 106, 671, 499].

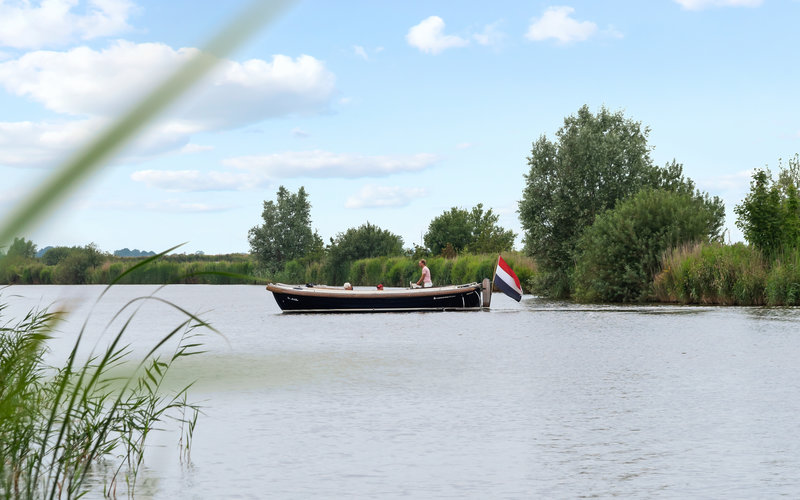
[518, 105, 704, 298]
[423, 204, 515, 256]
[248, 186, 323, 274]
[326, 222, 404, 283]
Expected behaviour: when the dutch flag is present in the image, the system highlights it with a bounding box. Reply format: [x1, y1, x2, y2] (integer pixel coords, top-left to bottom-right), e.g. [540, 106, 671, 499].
[494, 255, 523, 302]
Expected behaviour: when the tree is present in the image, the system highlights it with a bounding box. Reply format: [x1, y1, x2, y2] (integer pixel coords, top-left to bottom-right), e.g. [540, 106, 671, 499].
[423, 204, 515, 256]
[424, 208, 471, 255]
[518, 105, 691, 298]
[248, 186, 323, 274]
[573, 189, 725, 303]
[6, 237, 37, 259]
[735, 155, 800, 255]
[326, 222, 404, 283]
[467, 204, 516, 254]
[42, 246, 72, 265]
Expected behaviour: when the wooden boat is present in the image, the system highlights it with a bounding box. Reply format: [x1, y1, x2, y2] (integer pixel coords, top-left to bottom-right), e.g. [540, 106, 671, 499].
[266, 281, 487, 313]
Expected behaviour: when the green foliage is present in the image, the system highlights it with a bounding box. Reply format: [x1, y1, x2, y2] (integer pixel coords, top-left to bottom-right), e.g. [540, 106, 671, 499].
[735, 155, 800, 255]
[764, 249, 800, 305]
[654, 242, 767, 305]
[518, 105, 702, 298]
[41, 246, 71, 265]
[6, 237, 37, 259]
[248, 186, 324, 274]
[424, 204, 515, 256]
[325, 222, 404, 284]
[573, 189, 725, 303]
[1, 247, 259, 285]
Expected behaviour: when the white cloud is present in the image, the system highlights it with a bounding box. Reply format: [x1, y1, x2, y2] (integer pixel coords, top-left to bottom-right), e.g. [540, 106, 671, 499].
[130, 169, 265, 192]
[0, 42, 336, 127]
[0, 0, 134, 50]
[525, 6, 597, 43]
[345, 185, 428, 209]
[0, 117, 210, 168]
[0, 118, 100, 167]
[674, 0, 763, 10]
[456, 142, 474, 150]
[406, 16, 470, 54]
[223, 150, 439, 178]
[132, 150, 438, 192]
[0, 42, 337, 167]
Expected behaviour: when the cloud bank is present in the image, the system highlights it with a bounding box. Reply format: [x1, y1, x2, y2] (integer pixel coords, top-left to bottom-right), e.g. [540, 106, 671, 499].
[223, 150, 438, 179]
[131, 151, 439, 192]
[0, 42, 337, 167]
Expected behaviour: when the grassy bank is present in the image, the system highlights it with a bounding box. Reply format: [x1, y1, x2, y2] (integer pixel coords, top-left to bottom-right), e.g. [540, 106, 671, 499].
[0, 253, 260, 285]
[654, 242, 800, 306]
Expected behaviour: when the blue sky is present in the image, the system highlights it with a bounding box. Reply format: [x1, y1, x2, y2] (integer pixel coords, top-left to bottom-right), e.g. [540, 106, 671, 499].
[1, 0, 799, 254]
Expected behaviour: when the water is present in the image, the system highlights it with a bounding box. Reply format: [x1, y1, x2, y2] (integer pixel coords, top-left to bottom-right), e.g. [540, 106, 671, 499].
[3, 285, 800, 498]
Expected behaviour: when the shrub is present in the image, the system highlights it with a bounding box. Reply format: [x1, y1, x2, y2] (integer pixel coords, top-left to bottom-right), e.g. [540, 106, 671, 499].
[573, 189, 724, 303]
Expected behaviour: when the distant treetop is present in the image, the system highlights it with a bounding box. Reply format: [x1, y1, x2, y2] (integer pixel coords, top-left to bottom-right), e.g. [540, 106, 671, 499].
[114, 248, 157, 258]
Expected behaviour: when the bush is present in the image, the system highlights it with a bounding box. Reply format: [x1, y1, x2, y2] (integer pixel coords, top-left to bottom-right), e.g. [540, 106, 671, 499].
[573, 189, 724, 303]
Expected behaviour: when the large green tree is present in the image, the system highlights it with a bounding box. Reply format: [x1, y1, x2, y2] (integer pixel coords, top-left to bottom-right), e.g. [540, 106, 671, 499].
[573, 188, 725, 303]
[326, 222, 404, 283]
[518, 105, 690, 298]
[424, 204, 515, 256]
[248, 186, 323, 274]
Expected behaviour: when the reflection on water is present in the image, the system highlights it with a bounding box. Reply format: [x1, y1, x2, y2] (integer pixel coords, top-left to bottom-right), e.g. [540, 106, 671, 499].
[4, 285, 800, 498]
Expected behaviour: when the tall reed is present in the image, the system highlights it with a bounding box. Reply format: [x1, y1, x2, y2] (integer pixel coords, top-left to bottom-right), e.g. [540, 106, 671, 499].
[0, 275, 214, 498]
[654, 242, 767, 305]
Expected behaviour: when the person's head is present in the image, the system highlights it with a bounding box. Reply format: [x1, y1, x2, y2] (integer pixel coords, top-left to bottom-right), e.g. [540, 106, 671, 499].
[343, 282, 352, 290]
[419, 259, 426, 267]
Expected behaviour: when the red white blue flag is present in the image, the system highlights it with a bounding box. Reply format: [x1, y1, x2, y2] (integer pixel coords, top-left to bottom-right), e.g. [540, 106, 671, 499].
[494, 256, 523, 302]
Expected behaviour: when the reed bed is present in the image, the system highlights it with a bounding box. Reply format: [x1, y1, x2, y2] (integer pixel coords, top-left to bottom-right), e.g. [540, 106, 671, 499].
[653, 242, 782, 305]
[0, 284, 211, 499]
[1, 258, 260, 285]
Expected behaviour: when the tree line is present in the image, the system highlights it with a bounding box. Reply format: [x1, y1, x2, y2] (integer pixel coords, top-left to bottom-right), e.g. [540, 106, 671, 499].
[4, 104, 798, 302]
[517, 105, 800, 304]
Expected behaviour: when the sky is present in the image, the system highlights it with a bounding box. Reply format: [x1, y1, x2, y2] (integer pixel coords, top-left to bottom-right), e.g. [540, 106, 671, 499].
[1, 0, 799, 255]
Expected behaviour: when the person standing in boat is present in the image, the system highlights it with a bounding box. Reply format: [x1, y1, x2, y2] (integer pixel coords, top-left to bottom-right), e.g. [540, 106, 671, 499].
[415, 259, 433, 288]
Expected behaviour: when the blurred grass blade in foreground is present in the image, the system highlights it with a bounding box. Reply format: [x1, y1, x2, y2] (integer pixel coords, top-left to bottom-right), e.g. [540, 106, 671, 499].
[0, 0, 296, 249]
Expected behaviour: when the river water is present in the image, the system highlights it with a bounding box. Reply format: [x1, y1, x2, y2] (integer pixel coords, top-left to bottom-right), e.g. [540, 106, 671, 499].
[3, 285, 800, 498]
